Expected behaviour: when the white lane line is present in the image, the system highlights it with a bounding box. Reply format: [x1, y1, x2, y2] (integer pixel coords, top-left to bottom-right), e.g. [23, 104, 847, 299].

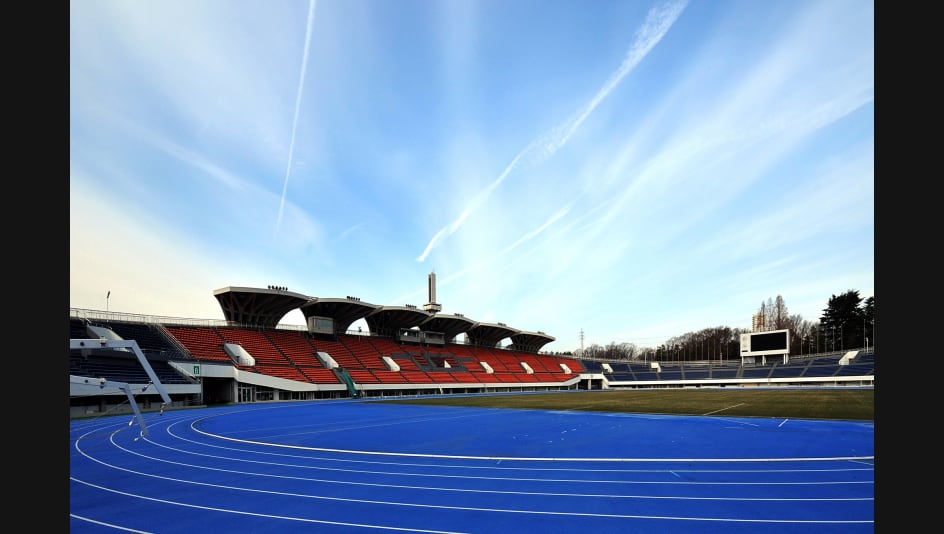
[72, 434, 874, 502]
[191, 428, 875, 463]
[70, 476, 873, 525]
[702, 403, 747, 416]
[70, 514, 152, 533]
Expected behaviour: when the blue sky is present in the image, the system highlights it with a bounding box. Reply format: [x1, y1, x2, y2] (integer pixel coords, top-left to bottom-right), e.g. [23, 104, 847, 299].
[69, 0, 874, 353]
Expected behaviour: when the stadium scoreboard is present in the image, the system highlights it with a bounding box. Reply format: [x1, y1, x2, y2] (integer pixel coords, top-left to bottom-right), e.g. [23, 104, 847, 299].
[740, 329, 790, 364]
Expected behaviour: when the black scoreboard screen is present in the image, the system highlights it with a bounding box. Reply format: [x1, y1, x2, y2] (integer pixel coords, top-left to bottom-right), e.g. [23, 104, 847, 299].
[740, 329, 790, 356]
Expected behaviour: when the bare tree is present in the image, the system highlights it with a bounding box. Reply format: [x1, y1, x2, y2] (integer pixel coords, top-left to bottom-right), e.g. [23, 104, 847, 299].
[787, 314, 809, 353]
[756, 295, 789, 331]
[772, 295, 789, 329]
[618, 342, 639, 361]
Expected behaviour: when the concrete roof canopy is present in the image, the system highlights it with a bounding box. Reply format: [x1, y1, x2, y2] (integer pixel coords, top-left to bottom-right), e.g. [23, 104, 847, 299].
[299, 297, 380, 335]
[212, 286, 311, 328]
[508, 330, 556, 353]
[364, 306, 432, 337]
[466, 322, 520, 348]
[419, 313, 478, 342]
[210, 280, 555, 348]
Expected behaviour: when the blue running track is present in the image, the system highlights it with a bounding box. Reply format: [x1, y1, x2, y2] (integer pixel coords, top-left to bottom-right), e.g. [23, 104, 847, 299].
[70, 399, 874, 533]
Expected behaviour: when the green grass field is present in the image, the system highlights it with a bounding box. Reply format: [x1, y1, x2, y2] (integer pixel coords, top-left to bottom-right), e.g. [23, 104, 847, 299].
[375, 387, 874, 421]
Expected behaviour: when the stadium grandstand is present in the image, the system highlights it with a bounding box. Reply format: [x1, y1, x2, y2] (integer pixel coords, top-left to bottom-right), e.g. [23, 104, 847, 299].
[70, 274, 874, 417]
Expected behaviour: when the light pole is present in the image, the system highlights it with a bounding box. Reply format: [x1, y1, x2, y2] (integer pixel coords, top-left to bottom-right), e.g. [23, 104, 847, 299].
[106, 290, 110, 312]
[863, 317, 867, 350]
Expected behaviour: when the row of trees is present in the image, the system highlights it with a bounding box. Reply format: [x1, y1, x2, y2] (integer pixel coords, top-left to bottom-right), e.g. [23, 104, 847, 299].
[578, 290, 874, 363]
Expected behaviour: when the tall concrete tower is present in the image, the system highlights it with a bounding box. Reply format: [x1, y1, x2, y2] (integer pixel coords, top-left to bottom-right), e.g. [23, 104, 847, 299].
[423, 271, 442, 313]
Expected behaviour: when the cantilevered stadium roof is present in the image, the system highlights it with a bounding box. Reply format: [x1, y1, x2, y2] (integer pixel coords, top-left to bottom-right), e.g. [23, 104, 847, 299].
[211, 284, 553, 350]
[508, 330, 556, 353]
[364, 306, 432, 337]
[213, 286, 311, 328]
[466, 322, 520, 348]
[419, 313, 477, 342]
[299, 297, 380, 335]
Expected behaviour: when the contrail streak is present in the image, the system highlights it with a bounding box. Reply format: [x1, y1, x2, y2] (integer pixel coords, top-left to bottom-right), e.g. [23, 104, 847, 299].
[416, 0, 688, 262]
[277, 0, 317, 231]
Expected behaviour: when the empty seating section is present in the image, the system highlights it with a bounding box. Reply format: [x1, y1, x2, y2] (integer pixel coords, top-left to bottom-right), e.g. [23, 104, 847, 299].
[630, 363, 659, 381]
[163, 326, 230, 362]
[770, 359, 811, 378]
[402, 370, 436, 383]
[486, 372, 519, 383]
[710, 363, 740, 379]
[402, 349, 457, 383]
[659, 368, 684, 380]
[494, 351, 527, 373]
[390, 353, 424, 371]
[682, 364, 711, 380]
[252, 364, 310, 382]
[606, 362, 635, 381]
[345, 368, 379, 383]
[70, 319, 188, 361]
[557, 357, 585, 373]
[836, 353, 874, 376]
[804, 356, 843, 377]
[445, 343, 477, 360]
[439, 345, 488, 375]
[420, 346, 466, 370]
[515, 352, 577, 382]
[464, 355, 497, 380]
[740, 365, 773, 379]
[448, 370, 482, 384]
[97, 321, 184, 357]
[475, 348, 510, 372]
[70, 351, 192, 384]
[513, 370, 534, 382]
[70, 319, 190, 384]
[76, 317, 873, 389]
[371, 369, 408, 383]
[509, 351, 551, 372]
[597, 357, 864, 383]
[264, 330, 324, 368]
[300, 368, 340, 383]
[218, 327, 293, 367]
[339, 335, 385, 368]
[310, 338, 360, 369]
[366, 337, 403, 358]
